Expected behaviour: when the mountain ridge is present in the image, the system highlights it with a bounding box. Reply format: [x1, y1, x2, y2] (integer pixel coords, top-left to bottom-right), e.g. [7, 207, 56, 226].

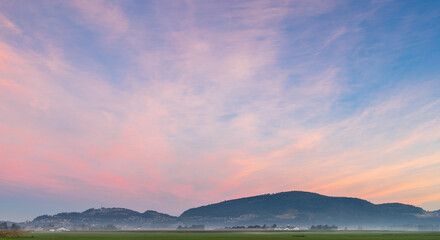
[16, 191, 440, 229]
[179, 191, 432, 226]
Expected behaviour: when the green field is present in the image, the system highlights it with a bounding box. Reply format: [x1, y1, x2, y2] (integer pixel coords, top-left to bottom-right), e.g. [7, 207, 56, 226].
[9, 231, 440, 240]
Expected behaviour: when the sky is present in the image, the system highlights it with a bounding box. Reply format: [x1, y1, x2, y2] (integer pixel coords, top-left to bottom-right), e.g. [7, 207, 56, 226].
[1, 0, 440, 222]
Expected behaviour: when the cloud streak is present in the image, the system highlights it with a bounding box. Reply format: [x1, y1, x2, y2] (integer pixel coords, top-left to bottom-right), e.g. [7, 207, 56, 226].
[1, 0, 440, 221]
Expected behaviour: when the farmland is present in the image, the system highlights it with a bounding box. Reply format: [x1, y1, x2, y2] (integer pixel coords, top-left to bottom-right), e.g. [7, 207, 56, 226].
[8, 231, 440, 240]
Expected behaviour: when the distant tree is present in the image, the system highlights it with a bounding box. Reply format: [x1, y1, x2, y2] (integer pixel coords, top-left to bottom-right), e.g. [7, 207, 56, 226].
[271, 224, 277, 228]
[0, 222, 8, 230]
[10, 223, 20, 231]
[310, 224, 337, 230]
[230, 226, 245, 229]
[247, 225, 261, 229]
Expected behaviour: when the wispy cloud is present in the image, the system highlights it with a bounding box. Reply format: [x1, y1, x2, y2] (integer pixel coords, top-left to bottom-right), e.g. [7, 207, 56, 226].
[1, 0, 440, 220]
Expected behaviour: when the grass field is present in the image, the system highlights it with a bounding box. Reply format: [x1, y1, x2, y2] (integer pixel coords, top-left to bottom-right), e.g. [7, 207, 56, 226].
[9, 231, 440, 240]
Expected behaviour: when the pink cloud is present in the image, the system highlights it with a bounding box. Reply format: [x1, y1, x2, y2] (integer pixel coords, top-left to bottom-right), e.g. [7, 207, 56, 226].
[1, 0, 440, 216]
[69, 0, 130, 40]
[0, 12, 21, 34]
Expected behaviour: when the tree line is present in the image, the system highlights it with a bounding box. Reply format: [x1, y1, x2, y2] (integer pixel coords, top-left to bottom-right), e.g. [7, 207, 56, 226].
[310, 224, 338, 230]
[0, 222, 21, 231]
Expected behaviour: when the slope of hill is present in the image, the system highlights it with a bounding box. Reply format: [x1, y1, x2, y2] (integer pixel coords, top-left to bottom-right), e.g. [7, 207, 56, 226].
[180, 191, 431, 226]
[28, 208, 177, 230]
[22, 191, 440, 229]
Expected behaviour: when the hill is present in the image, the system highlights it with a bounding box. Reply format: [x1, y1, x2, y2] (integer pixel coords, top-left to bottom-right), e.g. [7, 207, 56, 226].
[20, 191, 440, 229]
[27, 208, 177, 230]
[180, 191, 434, 226]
